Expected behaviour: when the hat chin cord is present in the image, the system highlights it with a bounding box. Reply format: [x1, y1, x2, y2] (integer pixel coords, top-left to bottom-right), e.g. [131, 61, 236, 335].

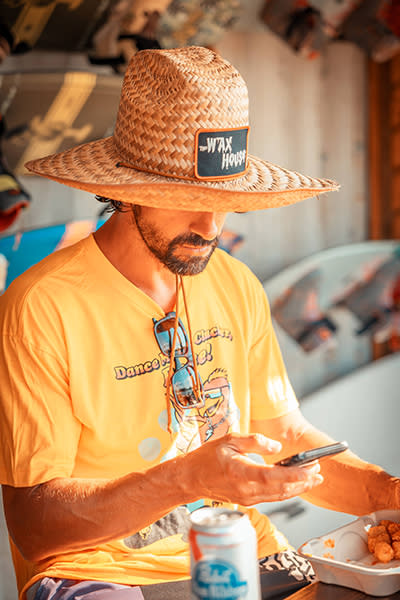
[165, 274, 202, 435]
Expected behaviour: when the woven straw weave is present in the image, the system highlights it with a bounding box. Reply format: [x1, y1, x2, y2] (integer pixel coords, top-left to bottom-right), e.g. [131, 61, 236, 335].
[25, 47, 339, 212]
[114, 47, 248, 177]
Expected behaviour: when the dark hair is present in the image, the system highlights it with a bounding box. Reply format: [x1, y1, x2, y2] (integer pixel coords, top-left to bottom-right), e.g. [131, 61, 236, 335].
[95, 195, 129, 213]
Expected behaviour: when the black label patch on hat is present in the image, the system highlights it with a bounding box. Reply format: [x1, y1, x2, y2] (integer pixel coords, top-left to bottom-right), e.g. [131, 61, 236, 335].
[194, 127, 249, 180]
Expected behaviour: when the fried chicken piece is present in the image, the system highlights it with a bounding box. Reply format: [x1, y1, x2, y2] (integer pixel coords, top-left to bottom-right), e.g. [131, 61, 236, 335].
[392, 541, 400, 560]
[380, 520, 395, 528]
[367, 521, 400, 563]
[369, 525, 388, 538]
[374, 541, 394, 563]
[368, 532, 391, 553]
[391, 530, 400, 542]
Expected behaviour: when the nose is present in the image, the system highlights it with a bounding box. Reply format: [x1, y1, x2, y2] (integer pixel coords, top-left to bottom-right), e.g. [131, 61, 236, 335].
[189, 212, 227, 241]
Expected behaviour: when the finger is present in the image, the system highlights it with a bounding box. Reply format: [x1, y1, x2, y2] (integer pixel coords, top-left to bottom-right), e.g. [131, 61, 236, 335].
[285, 461, 321, 474]
[283, 473, 324, 494]
[270, 461, 321, 481]
[275, 473, 324, 500]
[248, 473, 324, 505]
[228, 453, 322, 495]
[226, 433, 282, 456]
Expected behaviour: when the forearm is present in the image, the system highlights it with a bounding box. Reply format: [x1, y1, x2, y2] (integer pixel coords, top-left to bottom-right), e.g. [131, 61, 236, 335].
[3, 432, 325, 562]
[278, 425, 400, 515]
[3, 454, 192, 562]
[252, 410, 400, 516]
[300, 439, 400, 515]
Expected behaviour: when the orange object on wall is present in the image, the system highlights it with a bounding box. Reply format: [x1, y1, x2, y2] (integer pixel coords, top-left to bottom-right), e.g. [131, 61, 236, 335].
[369, 54, 400, 239]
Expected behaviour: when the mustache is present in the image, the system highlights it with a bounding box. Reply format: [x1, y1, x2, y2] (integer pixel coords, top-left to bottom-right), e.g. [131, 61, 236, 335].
[170, 233, 219, 248]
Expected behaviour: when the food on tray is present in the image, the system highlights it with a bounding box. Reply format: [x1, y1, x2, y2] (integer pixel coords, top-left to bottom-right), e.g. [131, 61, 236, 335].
[298, 512, 400, 596]
[393, 542, 400, 559]
[374, 541, 394, 563]
[368, 533, 389, 553]
[367, 520, 400, 563]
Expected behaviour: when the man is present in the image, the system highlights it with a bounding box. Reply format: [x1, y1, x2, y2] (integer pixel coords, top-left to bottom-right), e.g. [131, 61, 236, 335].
[0, 46, 398, 600]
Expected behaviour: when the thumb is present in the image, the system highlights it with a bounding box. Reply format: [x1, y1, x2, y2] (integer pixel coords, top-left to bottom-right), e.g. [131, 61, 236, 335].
[251, 433, 282, 455]
[229, 433, 282, 456]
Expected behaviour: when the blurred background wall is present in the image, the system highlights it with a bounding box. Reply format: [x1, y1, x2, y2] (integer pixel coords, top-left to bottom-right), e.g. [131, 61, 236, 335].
[0, 0, 368, 283]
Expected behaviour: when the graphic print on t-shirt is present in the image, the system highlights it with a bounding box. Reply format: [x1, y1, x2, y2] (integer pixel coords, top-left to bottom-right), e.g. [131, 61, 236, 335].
[113, 322, 240, 459]
[162, 366, 240, 458]
[119, 324, 240, 550]
[121, 365, 240, 550]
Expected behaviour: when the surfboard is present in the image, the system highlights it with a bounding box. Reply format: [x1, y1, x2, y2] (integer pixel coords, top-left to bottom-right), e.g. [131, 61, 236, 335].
[0, 217, 106, 292]
[263, 241, 400, 398]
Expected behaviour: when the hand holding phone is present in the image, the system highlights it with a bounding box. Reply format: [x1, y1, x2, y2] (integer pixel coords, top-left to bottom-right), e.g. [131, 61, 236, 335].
[276, 441, 348, 467]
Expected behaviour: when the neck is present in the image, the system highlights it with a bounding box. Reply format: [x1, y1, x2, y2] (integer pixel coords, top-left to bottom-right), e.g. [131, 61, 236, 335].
[94, 211, 177, 312]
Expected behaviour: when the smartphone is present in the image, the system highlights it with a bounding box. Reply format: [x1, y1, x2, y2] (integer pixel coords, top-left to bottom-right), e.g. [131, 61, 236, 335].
[276, 441, 348, 467]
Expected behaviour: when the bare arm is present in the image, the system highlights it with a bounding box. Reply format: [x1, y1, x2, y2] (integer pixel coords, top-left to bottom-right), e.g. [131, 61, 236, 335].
[251, 408, 400, 515]
[2, 432, 322, 563]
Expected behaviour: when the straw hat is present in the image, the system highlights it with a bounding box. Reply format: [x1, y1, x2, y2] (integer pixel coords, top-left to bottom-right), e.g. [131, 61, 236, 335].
[25, 46, 339, 212]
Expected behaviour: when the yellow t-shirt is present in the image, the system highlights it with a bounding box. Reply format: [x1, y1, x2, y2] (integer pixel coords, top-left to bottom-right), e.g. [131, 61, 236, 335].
[0, 234, 298, 597]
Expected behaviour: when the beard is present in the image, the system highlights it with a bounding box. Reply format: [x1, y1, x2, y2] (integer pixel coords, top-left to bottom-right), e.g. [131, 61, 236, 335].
[132, 206, 219, 276]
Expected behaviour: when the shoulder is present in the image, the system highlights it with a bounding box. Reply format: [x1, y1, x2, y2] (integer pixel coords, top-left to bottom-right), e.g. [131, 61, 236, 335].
[200, 250, 273, 344]
[208, 247, 256, 277]
[203, 249, 271, 323]
[207, 248, 266, 295]
[0, 237, 91, 335]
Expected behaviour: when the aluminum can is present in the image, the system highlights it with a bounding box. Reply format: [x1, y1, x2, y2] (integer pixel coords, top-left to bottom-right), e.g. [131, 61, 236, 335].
[189, 506, 261, 600]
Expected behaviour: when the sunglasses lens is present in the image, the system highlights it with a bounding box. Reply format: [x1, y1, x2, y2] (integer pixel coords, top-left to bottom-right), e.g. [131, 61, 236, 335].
[154, 318, 188, 356]
[172, 365, 204, 408]
[153, 312, 204, 409]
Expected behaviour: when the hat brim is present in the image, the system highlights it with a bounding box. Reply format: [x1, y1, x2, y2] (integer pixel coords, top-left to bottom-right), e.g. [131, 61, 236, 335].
[25, 137, 339, 212]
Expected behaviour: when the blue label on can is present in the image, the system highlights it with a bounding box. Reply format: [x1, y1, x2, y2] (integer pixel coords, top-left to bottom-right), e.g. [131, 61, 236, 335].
[192, 559, 248, 599]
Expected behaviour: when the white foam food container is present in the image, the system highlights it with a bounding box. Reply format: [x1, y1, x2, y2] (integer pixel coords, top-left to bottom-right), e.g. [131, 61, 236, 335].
[298, 510, 400, 597]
